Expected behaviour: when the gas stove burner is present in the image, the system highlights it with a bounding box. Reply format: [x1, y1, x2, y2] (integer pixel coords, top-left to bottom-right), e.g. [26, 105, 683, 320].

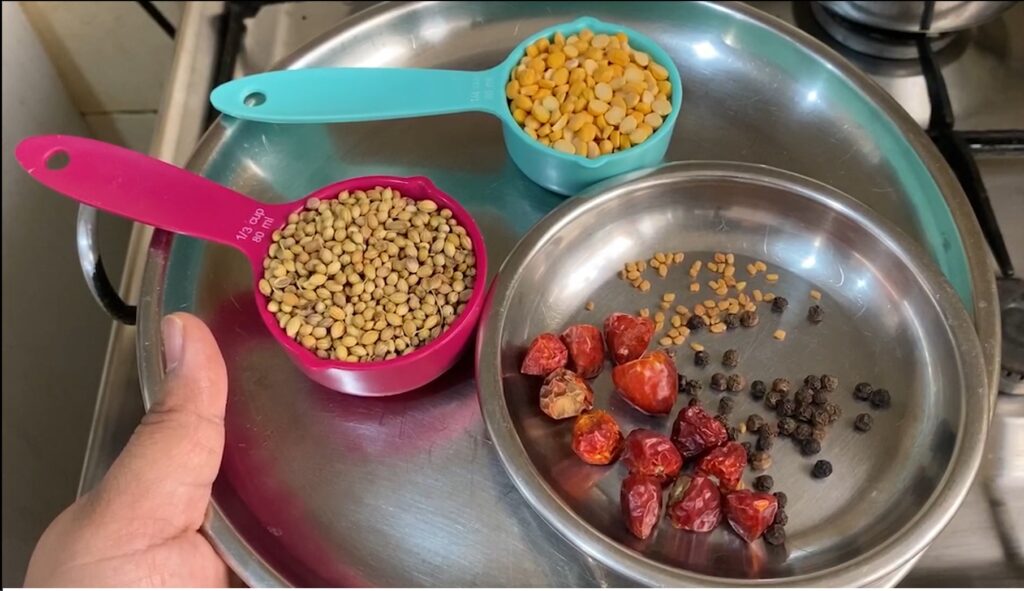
[811, 3, 957, 60]
[998, 277, 1024, 395]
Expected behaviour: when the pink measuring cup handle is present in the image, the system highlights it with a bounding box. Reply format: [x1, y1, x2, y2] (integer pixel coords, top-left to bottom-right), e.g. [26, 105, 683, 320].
[14, 135, 291, 261]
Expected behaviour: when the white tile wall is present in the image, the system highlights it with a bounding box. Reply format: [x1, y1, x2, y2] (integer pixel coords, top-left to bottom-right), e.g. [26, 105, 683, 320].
[19, 1, 183, 149]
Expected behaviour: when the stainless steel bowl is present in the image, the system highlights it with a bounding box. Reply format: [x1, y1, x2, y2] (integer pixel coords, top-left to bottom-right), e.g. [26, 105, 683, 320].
[128, 1, 999, 585]
[819, 1, 1017, 33]
[477, 162, 989, 586]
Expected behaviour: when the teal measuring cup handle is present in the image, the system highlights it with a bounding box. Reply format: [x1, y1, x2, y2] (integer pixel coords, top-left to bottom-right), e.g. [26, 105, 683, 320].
[210, 67, 507, 123]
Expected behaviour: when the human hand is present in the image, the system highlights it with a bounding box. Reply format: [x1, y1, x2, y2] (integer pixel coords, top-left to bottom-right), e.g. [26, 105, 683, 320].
[26, 313, 230, 587]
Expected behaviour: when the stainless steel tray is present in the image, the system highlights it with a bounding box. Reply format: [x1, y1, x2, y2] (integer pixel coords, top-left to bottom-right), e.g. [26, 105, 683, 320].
[135, 1, 997, 586]
[477, 162, 989, 586]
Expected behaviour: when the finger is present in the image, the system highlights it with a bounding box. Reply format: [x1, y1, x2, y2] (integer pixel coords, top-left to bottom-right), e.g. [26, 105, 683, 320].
[92, 312, 228, 539]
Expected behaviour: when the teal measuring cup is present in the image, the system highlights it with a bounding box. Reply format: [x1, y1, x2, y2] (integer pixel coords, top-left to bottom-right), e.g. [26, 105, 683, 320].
[210, 16, 682, 196]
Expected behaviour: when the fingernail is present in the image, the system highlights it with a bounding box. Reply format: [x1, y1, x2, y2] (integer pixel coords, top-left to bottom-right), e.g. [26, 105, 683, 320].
[162, 314, 184, 373]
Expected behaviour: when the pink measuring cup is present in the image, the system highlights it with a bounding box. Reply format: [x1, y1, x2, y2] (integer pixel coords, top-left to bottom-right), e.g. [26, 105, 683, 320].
[15, 135, 488, 396]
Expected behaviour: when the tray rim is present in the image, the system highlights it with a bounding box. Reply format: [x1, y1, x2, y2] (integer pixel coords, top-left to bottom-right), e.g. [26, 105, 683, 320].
[475, 160, 990, 587]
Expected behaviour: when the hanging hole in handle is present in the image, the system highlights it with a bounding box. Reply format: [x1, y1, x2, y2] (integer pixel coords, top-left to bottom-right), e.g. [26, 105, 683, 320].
[244, 92, 266, 107]
[45, 149, 70, 170]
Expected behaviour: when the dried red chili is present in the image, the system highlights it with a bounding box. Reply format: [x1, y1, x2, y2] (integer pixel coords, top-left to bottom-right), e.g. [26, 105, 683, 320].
[539, 368, 594, 420]
[520, 333, 568, 376]
[671, 405, 728, 459]
[696, 441, 747, 491]
[620, 474, 663, 539]
[571, 410, 624, 465]
[612, 350, 678, 415]
[604, 313, 655, 365]
[623, 429, 683, 483]
[667, 474, 722, 532]
[560, 324, 606, 379]
[724, 490, 779, 543]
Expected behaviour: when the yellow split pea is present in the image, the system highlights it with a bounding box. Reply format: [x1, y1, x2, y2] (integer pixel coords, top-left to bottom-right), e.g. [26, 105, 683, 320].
[505, 28, 673, 158]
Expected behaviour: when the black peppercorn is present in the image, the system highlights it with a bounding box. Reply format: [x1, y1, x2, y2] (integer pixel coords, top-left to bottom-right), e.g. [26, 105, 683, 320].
[710, 372, 728, 391]
[750, 451, 772, 471]
[773, 509, 788, 526]
[772, 378, 791, 395]
[801, 439, 822, 456]
[821, 374, 838, 392]
[797, 403, 815, 423]
[753, 474, 774, 492]
[760, 422, 778, 438]
[765, 390, 784, 409]
[724, 313, 740, 329]
[778, 417, 797, 436]
[813, 389, 830, 405]
[771, 296, 789, 313]
[764, 524, 786, 545]
[853, 381, 873, 401]
[794, 423, 813, 441]
[824, 401, 842, 420]
[726, 426, 739, 441]
[677, 373, 688, 392]
[739, 309, 760, 327]
[750, 380, 767, 399]
[804, 374, 822, 391]
[746, 414, 765, 432]
[870, 388, 891, 409]
[812, 409, 831, 427]
[778, 399, 797, 418]
[794, 386, 814, 405]
[811, 425, 827, 443]
[683, 379, 703, 396]
[854, 413, 873, 432]
[756, 433, 774, 451]
[687, 315, 707, 331]
[807, 304, 824, 324]
[812, 459, 833, 478]
[694, 349, 710, 367]
[727, 373, 745, 392]
[687, 396, 700, 407]
[741, 441, 753, 455]
[718, 396, 736, 416]
[722, 349, 739, 368]
[773, 491, 788, 509]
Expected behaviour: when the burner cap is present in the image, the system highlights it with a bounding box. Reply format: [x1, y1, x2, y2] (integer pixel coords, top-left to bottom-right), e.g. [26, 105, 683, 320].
[811, 3, 956, 60]
[998, 277, 1024, 395]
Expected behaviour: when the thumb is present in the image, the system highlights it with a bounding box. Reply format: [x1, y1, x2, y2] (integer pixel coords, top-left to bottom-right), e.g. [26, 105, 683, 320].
[92, 312, 228, 538]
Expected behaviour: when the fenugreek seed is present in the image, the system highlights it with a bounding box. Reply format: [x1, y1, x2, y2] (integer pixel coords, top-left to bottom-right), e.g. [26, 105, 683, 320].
[690, 342, 704, 352]
[659, 336, 673, 346]
[810, 289, 822, 300]
[773, 329, 787, 341]
[657, 265, 668, 278]
[585, 301, 595, 311]
[639, 308, 650, 317]
[755, 261, 768, 272]
[690, 282, 700, 292]
[766, 273, 779, 283]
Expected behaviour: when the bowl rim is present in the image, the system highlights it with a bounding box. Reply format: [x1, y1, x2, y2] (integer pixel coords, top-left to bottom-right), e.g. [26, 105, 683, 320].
[492, 15, 684, 170]
[250, 174, 489, 374]
[475, 161, 990, 587]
